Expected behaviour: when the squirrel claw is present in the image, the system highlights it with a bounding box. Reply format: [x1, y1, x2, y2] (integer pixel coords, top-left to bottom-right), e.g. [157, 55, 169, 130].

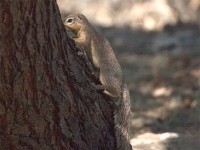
[77, 51, 83, 55]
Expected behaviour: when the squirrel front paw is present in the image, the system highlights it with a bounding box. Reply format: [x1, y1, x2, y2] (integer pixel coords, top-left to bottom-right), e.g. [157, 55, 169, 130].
[91, 83, 104, 91]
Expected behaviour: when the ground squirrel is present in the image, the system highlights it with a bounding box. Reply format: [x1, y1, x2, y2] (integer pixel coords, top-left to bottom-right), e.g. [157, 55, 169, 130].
[64, 14, 132, 150]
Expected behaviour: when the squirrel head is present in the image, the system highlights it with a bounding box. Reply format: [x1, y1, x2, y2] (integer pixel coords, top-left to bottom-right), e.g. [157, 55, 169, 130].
[63, 13, 88, 34]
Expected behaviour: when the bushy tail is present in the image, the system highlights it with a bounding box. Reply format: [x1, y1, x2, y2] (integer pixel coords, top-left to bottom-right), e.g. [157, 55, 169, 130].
[114, 84, 132, 150]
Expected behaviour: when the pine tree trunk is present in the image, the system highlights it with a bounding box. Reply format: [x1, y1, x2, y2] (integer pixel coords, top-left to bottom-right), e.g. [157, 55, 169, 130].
[0, 0, 116, 149]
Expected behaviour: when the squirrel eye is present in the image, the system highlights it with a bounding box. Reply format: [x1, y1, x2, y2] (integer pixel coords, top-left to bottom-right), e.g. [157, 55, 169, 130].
[67, 18, 73, 23]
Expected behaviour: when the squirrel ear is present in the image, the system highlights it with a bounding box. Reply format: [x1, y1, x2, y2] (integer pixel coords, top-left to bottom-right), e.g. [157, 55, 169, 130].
[77, 14, 84, 20]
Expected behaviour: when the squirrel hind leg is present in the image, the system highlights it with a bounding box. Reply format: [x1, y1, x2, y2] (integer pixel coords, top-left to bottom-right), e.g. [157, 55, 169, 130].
[92, 83, 118, 98]
[104, 90, 117, 97]
[100, 75, 122, 98]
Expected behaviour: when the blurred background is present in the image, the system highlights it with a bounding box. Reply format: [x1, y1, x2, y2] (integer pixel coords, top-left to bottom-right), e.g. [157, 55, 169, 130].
[57, 0, 200, 149]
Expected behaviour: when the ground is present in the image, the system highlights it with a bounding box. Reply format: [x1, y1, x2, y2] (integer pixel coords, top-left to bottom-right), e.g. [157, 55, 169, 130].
[102, 24, 200, 150]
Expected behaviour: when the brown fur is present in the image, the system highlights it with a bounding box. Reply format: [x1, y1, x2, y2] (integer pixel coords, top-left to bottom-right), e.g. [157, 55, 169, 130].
[64, 14, 132, 150]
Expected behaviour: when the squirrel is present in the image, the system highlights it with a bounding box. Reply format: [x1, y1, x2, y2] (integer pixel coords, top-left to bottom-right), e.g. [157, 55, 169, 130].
[64, 14, 132, 150]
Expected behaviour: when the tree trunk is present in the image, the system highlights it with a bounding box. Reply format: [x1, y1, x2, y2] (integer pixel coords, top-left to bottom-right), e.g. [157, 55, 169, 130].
[0, 0, 116, 149]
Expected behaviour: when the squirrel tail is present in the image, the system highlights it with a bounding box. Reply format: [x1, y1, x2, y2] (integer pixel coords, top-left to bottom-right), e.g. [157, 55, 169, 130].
[114, 84, 132, 150]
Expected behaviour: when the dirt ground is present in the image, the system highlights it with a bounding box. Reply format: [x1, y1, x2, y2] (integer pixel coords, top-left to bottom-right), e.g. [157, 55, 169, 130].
[103, 24, 200, 150]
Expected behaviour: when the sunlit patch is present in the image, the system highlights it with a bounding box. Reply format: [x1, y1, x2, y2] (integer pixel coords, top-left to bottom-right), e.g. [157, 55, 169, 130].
[131, 132, 179, 148]
[152, 87, 172, 97]
[191, 69, 200, 79]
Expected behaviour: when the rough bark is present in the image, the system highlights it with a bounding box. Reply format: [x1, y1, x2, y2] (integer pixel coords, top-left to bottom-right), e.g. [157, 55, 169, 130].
[0, 0, 116, 149]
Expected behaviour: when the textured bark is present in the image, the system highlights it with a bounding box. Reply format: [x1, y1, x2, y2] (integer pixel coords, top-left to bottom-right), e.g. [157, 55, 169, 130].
[0, 0, 115, 149]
